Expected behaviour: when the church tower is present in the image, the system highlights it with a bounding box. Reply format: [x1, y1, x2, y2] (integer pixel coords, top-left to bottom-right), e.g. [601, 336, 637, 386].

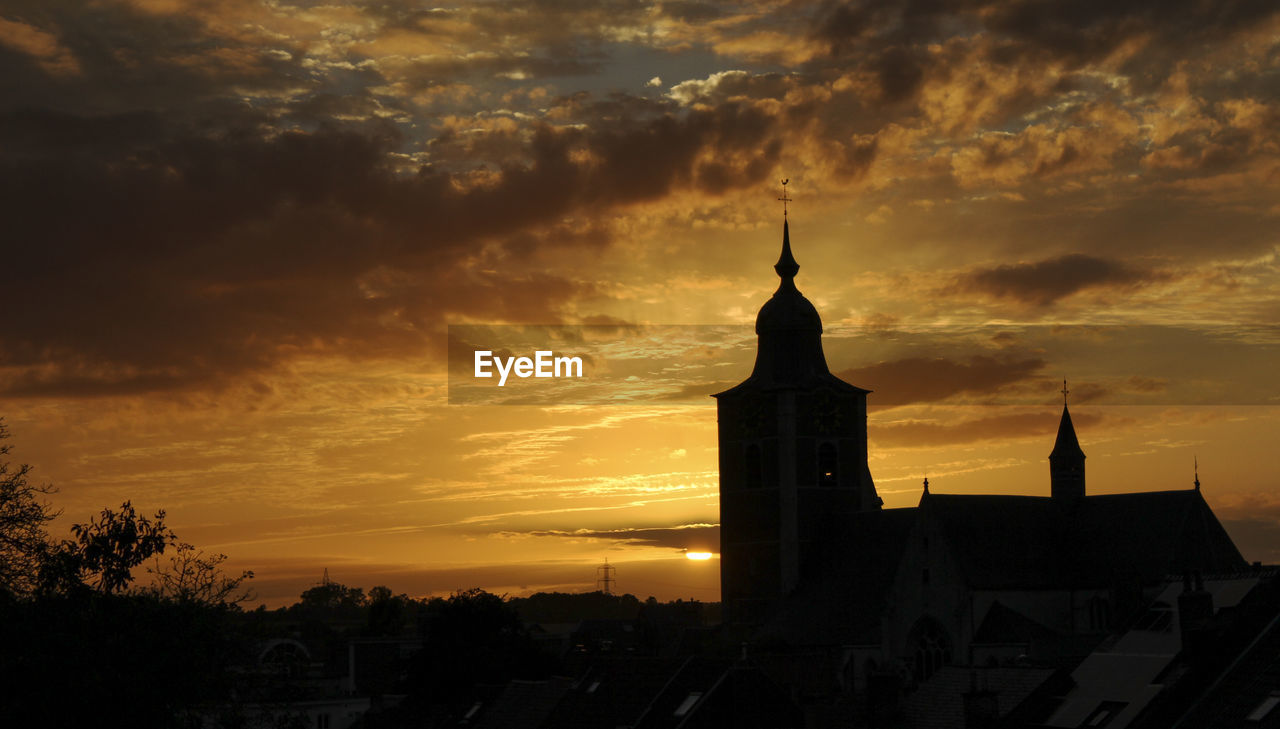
[1049, 382, 1086, 502]
[714, 216, 881, 623]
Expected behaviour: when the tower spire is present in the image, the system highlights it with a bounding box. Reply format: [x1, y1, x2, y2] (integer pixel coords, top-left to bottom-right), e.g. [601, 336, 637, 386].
[1050, 379, 1086, 501]
[1194, 456, 1201, 491]
[774, 179, 798, 282]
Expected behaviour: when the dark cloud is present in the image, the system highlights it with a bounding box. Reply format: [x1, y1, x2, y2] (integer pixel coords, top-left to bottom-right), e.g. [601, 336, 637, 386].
[578, 314, 638, 327]
[1, 90, 781, 396]
[513, 524, 719, 551]
[659, 1, 724, 22]
[872, 409, 1106, 448]
[872, 45, 926, 103]
[952, 254, 1169, 306]
[243, 550, 719, 606]
[984, 0, 1280, 65]
[243, 557, 617, 606]
[2, 0, 1274, 401]
[657, 382, 739, 401]
[837, 355, 1046, 406]
[0, 2, 304, 115]
[813, 0, 1279, 74]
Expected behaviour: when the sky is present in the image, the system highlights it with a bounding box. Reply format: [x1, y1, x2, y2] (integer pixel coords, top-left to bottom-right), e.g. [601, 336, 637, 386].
[1, 0, 1278, 607]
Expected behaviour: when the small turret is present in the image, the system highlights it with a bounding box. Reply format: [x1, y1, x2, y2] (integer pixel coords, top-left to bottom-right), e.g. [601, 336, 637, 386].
[1050, 380, 1086, 502]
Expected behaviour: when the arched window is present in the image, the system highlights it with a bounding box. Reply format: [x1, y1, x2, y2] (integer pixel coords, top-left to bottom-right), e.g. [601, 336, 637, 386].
[259, 639, 312, 678]
[818, 442, 838, 487]
[745, 443, 762, 489]
[909, 618, 952, 683]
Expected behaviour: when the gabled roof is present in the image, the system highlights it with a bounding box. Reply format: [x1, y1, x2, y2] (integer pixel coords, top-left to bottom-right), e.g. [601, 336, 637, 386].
[648, 662, 803, 729]
[538, 656, 801, 729]
[973, 601, 1062, 645]
[923, 494, 1066, 589]
[540, 656, 689, 729]
[1066, 490, 1245, 583]
[924, 490, 1246, 590]
[900, 666, 1060, 729]
[751, 487, 1245, 649]
[1139, 576, 1280, 728]
[472, 677, 574, 729]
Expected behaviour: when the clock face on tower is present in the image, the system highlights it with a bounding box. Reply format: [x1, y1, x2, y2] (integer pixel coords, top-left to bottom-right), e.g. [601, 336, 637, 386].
[813, 388, 842, 434]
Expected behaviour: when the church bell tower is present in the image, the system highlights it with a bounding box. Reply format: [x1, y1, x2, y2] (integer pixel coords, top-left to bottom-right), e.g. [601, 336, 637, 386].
[714, 206, 881, 623]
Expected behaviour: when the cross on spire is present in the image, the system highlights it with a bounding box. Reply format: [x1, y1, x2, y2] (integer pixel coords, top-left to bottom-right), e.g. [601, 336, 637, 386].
[777, 179, 791, 218]
[1061, 379, 1069, 406]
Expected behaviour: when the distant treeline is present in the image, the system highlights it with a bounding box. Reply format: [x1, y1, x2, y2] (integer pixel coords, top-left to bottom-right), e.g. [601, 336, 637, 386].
[2, 416, 717, 727]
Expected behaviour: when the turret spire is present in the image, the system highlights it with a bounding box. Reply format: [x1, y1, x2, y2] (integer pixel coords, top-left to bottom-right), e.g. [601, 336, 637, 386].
[1050, 382, 1086, 501]
[735, 182, 833, 387]
[775, 219, 799, 281]
[774, 180, 798, 283]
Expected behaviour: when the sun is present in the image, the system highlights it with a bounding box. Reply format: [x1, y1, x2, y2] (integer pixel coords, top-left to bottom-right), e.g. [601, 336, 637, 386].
[685, 551, 713, 561]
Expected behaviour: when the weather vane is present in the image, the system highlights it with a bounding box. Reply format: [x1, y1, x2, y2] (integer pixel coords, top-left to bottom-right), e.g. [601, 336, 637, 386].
[777, 178, 791, 218]
[1061, 379, 1069, 405]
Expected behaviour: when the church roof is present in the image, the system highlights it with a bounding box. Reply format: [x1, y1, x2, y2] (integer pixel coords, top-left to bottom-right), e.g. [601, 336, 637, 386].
[925, 490, 1246, 590]
[923, 494, 1065, 589]
[1066, 490, 1245, 583]
[757, 489, 1245, 647]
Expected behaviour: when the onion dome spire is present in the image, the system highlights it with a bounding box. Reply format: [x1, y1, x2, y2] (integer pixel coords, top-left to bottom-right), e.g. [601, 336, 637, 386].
[746, 181, 832, 385]
[775, 218, 799, 283]
[774, 180, 798, 283]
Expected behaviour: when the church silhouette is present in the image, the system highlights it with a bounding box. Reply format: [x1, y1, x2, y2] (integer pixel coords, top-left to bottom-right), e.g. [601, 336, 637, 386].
[448, 218, 1280, 729]
[713, 217, 1248, 705]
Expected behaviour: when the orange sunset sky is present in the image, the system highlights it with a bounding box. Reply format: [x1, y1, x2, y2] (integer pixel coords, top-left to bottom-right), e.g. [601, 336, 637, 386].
[2, 0, 1278, 606]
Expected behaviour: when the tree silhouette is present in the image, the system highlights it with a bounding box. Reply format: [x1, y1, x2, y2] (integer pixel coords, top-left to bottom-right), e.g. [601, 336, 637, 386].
[39, 500, 174, 595]
[299, 580, 366, 610]
[407, 588, 551, 710]
[367, 584, 411, 636]
[145, 541, 256, 606]
[0, 419, 59, 598]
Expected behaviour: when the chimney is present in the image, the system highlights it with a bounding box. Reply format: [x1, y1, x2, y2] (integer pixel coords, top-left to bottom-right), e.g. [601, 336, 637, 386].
[1178, 572, 1214, 660]
[962, 671, 999, 729]
[867, 671, 902, 725]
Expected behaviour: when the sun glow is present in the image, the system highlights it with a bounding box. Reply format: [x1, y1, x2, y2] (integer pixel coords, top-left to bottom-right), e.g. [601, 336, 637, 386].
[685, 551, 713, 560]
